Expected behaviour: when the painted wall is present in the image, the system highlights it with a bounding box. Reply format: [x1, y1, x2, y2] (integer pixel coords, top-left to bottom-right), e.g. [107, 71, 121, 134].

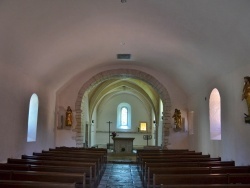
[188, 63, 250, 165]
[0, 64, 55, 162]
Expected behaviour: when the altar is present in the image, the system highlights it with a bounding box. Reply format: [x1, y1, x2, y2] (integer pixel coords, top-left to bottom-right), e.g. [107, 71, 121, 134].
[112, 137, 135, 153]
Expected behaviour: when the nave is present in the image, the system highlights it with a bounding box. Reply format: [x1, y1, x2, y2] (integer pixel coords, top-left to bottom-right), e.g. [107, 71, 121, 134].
[2, 147, 250, 188]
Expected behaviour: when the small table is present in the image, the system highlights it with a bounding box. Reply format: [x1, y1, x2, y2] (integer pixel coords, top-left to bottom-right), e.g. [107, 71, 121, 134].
[112, 137, 135, 153]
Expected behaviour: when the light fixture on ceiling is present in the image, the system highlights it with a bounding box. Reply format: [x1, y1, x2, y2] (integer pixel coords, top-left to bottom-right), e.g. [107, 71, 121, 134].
[117, 54, 131, 60]
[121, 0, 126, 3]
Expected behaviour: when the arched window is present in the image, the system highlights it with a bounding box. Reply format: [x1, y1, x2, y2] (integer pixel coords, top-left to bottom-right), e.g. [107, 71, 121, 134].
[209, 88, 221, 140]
[27, 93, 39, 142]
[121, 107, 128, 126]
[117, 103, 131, 129]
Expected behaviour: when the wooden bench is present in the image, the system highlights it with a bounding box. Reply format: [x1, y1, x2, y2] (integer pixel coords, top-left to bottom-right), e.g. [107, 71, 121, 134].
[142, 161, 235, 180]
[153, 173, 250, 188]
[146, 166, 250, 188]
[140, 157, 222, 174]
[50, 148, 107, 154]
[146, 166, 210, 187]
[7, 158, 98, 184]
[136, 149, 191, 153]
[21, 155, 101, 177]
[158, 184, 250, 188]
[0, 170, 86, 187]
[0, 180, 76, 188]
[33, 152, 107, 169]
[0, 163, 30, 171]
[21, 155, 101, 173]
[0, 163, 94, 187]
[41, 150, 107, 170]
[139, 156, 219, 170]
[137, 154, 211, 164]
[34, 151, 107, 163]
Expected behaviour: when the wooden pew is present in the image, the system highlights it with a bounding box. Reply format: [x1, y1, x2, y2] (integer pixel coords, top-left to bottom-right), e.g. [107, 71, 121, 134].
[146, 166, 210, 187]
[50, 148, 107, 154]
[42, 149, 107, 160]
[0, 180, 76, 188]
[0, 163, 30, 171]
[0, 170, 86, 188]
[0, 163, 94, 187]
[158, 184, 250, 188]
[22, 155, 101, 172]
[146, 166, 250, 188]
[139, 156, 220, 170]
[21, 155, 101, 177]
[136, 149, 191, 153]
[142, 161, 235, 181]
[7, 158, 98, 184]
[33, 151, 107, 171]
[140, 157, 221, 175]
[137, 154, 211, 165]
[153, 173, 250, 188]
[41, 150, 107, 170]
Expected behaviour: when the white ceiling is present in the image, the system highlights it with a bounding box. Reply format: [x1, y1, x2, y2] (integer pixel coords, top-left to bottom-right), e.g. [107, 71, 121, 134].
[0, 0, 250, 96]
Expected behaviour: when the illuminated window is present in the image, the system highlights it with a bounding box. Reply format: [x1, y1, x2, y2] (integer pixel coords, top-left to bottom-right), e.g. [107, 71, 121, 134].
[140, 122, 147, 131]
[27, 93, 39, 142]
[209, 88, 221, 140]
[121, 107, 128, 126]
[117, 103, 131, 129]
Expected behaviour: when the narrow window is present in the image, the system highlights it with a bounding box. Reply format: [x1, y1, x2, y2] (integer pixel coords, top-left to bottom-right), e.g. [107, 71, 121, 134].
[121, 107, 128, 126]
[209, 88, 221, 140]
[117, 103, 131, 129]
[27, 93, 39, 142]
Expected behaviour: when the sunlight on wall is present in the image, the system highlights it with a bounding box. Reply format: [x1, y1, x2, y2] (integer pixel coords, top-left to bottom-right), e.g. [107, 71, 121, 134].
[27, 93, 39, 142]
[188, 111, 194, 135]
[209, 88, 221, 140]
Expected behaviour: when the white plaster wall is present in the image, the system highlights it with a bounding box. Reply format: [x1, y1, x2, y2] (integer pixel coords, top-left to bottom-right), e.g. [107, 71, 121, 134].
[188, 63, 250, 165]
[96, 93, 151, 146]
[97, 93, 150, 132]
[0, 64, 55, 162]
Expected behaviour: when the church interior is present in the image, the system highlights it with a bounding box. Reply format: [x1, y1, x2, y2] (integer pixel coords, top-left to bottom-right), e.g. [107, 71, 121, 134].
[1, 0, 250, 187]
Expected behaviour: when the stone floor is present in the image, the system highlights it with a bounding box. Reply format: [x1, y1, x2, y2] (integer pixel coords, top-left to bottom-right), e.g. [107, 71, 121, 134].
[97, 162, 143, 188]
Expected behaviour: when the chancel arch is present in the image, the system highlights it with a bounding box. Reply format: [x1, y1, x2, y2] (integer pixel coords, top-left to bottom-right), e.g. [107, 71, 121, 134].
[74, 69, 171, 148]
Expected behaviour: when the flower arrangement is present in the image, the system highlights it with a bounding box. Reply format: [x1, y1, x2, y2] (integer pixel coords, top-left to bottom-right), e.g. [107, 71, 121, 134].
[111, 132, 117, 137]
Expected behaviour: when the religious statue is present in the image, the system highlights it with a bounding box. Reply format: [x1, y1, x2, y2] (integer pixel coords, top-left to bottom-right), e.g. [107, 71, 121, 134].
[65, 106, 73, 126]
[172, 108, 182, 131]
[242, 76, 250, 123]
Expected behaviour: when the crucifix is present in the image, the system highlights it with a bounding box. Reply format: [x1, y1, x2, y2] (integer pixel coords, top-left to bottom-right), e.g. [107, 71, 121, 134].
[107, 121, 112, 149]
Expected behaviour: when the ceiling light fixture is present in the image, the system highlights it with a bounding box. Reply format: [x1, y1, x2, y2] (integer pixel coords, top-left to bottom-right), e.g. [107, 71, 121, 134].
[121, 0, 126, 3]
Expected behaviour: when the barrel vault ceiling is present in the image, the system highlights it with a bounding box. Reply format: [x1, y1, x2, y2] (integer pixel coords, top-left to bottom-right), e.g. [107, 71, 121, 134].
[0, 0, 250, 97]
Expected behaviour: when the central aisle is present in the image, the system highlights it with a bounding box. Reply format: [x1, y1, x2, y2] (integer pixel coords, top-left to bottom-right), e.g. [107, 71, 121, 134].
[97, 163, 143, 188]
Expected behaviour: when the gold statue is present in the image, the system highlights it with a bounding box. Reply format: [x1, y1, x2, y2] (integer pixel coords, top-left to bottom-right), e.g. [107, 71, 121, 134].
[172, 109, 182, 131]
[65, 106, 73, 126]
[242, 76, 250, 120]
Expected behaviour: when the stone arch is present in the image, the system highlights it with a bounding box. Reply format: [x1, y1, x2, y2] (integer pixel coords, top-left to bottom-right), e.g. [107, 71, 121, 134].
[74, 69, 171, 148]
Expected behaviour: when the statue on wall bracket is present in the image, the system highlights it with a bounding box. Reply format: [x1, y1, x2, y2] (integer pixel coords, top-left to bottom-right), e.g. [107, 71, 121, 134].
[65, 106, 73, 126]
[172, 108, 182, 131]
[242, 76, 250, 124]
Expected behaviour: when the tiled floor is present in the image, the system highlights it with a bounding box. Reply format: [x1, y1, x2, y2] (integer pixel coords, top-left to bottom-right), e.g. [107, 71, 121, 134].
[97, 162, 143, 188]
